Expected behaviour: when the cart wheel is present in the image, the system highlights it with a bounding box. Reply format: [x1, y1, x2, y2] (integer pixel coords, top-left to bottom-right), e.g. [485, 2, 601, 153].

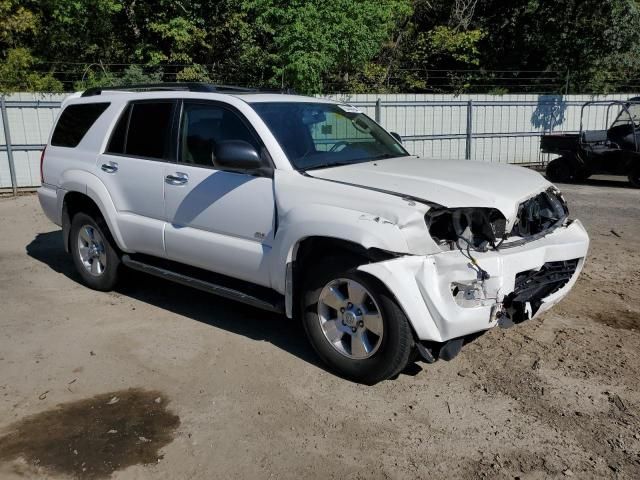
[629, 165, 640, 188]
[575, 168, 591, 182]
[546, 157, 575, 183]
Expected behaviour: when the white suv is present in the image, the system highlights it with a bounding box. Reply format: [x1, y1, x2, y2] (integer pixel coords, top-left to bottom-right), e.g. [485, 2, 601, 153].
[38, 83, 589, 384]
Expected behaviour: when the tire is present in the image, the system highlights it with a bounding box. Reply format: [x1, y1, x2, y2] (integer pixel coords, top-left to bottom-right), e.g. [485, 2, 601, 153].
[300, 256, 414, 384]
[575, 170, 591, 182]
[546, 157, 575, 183]
[69, 212, 120, 291]
[629, 165, 640, 188]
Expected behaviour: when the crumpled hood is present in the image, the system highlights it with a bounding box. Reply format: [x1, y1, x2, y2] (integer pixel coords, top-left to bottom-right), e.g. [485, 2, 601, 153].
[309, 156, 552, 220]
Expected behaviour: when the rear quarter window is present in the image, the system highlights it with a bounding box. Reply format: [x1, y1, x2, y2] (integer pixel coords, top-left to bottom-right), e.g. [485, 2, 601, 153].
[51, 103, 110, 147]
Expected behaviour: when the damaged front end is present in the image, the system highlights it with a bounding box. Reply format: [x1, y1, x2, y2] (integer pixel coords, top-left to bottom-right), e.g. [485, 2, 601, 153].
[418, 186, 576, 331]
[415, 257, 583, 363]
[504, 188, 569, 247]
[503, 258, 580, 323]
[357, 187, 589, 359]
[424, 187, 569, 252]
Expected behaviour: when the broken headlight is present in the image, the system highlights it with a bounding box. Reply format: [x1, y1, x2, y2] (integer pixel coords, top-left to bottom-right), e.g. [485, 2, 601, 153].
[425, 207, 507, 251]
[510, 188, 568, 238]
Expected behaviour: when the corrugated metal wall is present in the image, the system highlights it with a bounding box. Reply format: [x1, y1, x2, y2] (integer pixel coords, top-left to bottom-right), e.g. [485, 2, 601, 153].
[0, 93, 67, 189]
[1, 92, 638, 189]
[325, 93, 638, 164]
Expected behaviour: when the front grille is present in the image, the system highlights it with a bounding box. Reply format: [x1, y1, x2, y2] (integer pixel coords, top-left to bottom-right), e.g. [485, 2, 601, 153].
[505, 258, 580, 322]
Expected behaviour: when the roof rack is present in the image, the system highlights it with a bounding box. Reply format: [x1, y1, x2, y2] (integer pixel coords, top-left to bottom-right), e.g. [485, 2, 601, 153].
[81, 82, 258, 97]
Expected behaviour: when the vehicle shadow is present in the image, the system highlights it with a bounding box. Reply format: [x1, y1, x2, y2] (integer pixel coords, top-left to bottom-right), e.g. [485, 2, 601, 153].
[25, 229, 323, 370]
[548, 175, 637, 190]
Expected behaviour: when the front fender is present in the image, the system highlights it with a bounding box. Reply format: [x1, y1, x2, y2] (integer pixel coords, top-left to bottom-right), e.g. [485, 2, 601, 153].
[59, 170, 130, 252]
[269, 204, 410, 293]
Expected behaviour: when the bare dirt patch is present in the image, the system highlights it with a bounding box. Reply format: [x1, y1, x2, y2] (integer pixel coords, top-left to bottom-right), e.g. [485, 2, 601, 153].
[592, 310, 640, 331]
[0, 177, 639, 479]
[0, 389, 179, 479]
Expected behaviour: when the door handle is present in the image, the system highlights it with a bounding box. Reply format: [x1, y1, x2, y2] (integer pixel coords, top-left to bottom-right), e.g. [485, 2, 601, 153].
[165, 173, 189, 185]
[101, 162, 118, 173]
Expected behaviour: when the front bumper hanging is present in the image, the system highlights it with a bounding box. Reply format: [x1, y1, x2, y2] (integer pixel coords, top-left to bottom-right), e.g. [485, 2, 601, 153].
[358, 219, 589, 343]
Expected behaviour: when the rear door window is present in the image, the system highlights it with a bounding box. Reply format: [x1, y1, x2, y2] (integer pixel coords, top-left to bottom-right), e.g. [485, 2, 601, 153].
[106, 101, 175, 160]
[51, 103, 110, 147]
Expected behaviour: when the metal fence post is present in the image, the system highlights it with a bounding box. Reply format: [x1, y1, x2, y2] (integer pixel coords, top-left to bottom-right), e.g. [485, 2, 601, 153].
[375, 98, 382, 123]
[465, 100, 473, 160]
[0, 97, 18, 196]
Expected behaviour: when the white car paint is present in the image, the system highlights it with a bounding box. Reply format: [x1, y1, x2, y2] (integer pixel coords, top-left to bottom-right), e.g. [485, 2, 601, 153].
[38, 89, 589, 344]
[96, 152, 167, 257]
[163, 166, 275, 285]
[310, 156, 553, 226]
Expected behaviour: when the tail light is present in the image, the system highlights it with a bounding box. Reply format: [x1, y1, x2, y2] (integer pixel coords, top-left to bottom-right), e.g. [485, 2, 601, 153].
[40, 146, 46, 184]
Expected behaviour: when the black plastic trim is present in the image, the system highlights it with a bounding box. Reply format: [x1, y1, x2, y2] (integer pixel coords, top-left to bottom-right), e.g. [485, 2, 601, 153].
[82, 83, 258, 97]
[122, 254, 284, 313]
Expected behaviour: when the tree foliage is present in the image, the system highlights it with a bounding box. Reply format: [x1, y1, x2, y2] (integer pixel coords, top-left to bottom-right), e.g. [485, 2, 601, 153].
[473, 0, 640, 92]
[1, 0, 639, 93]
[243, 0, 411, 92]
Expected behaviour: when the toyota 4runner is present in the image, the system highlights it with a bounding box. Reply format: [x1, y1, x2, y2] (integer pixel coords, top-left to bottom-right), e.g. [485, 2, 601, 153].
[38, 83, 589, 384]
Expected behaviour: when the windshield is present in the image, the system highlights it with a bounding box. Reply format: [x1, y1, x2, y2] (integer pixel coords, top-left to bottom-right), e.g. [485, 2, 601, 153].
[250, 102, 409, 170]
[611, 102, 640, 128]
[628, 103, 640, 123]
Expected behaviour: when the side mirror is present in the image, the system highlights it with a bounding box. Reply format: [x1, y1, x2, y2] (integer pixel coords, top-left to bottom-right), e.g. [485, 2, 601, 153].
[213, 140, 263, 171]
[390, 132, 402, 144]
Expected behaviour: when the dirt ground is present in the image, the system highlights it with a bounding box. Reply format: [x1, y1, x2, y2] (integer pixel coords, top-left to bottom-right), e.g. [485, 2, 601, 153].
[0, 177, 639, 480]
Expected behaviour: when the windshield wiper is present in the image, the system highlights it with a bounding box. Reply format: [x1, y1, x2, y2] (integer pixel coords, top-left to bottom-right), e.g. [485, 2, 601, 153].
[367, 153, 407, 161]
[302, 160, 360, 171]
[302, 153, 407, 171]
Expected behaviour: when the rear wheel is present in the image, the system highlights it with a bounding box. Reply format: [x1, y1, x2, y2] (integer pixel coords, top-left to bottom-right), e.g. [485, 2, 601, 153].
[300, 257, 414, 384]
[70, 212, 120, 291]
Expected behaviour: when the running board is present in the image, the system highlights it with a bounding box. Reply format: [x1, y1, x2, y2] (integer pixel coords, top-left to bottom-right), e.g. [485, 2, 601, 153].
[121, 254, 284, 314]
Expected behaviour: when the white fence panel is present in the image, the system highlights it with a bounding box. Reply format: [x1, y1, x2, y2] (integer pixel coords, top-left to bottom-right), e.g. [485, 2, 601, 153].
[1, 93, 66, 190]
[324, 93, 640, 164]
[2, 92, 639, 190]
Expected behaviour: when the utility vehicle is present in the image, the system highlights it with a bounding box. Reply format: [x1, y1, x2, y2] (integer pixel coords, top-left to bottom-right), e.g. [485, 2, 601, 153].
[542, 98, 640, 187]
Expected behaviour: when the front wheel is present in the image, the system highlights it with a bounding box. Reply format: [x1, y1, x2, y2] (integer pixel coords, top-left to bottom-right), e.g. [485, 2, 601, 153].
[70, 212, 120, 291]
[301, 258, 414, 384]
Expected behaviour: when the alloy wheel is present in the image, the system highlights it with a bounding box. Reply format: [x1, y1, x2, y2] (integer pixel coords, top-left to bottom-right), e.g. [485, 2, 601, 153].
[77, 225, 107, 276]
[317, 278, 384, 359]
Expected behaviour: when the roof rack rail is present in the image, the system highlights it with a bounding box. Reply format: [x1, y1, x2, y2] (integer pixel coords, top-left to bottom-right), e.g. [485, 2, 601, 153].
[81, 82, 258, 97]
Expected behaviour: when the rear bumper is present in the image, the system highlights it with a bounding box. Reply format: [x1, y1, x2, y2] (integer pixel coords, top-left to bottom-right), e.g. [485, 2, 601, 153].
[37, 184, 61, 226]
[358, 219, 589, 342]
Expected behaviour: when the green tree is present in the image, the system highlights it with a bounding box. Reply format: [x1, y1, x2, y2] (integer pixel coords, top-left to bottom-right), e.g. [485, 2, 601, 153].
[1, 0, 640, 94]
[474, 0, 640, 92]
[34, 0, 125, 64]
[73, 65, 163, 90]
[243, 0, 412, 93]
[0, 0, 37, 53]
[0, 48, 62, 93]
[390, 0, 486, 92]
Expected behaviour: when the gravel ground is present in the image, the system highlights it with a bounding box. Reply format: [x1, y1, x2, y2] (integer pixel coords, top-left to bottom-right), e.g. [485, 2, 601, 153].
[0, 177, 639, 480]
